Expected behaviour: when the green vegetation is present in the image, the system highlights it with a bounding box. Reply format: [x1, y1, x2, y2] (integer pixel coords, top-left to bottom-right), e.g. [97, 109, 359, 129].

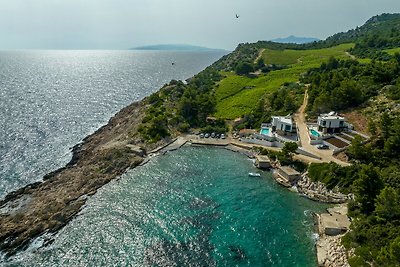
[262, 43, 354, 65]
[308, 162, 360, 192]
[139, 68, 223, 142]
[255, 144, 306, 172]
[309, 113, 400, 266]
[213, 44, 353, 120]
[281, 142, 298, 161]
[385, 47, 400, 55]
[235, 61, 254, 75]
[136, 12, 400, 266]
[303, 55, 400, 265]
[301, 56, 400, 116]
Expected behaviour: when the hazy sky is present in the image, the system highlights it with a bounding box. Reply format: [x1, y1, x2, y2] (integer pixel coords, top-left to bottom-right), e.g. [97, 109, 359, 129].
[0, 0, 399, 50]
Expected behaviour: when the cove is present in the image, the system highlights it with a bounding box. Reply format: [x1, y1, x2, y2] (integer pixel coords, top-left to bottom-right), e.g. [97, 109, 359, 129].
[7, 146, 328, 266]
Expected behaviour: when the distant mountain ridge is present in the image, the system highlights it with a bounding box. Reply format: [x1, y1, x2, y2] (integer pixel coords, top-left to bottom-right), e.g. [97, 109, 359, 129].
[131, 44, 226, 52]
[271, 35, 320, 44]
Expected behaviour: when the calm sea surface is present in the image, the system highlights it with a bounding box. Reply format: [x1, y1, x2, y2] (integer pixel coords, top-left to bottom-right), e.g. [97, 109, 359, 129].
[0, 50, 327, 266]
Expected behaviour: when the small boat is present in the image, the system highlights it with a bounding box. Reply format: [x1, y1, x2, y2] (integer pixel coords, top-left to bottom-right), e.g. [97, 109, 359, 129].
[248, 172, 261, 177]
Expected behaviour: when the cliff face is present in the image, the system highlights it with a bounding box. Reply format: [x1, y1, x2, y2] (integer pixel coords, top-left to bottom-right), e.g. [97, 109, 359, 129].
[0, 100, 172, 256]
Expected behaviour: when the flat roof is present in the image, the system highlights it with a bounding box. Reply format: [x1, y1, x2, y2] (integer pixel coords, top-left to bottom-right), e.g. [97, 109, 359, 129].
[320, 213, 350, 230]
[319, 115, 345, 120]
[256, 155, 270, 162]
[279, 166, 300, 176]
[319, 112, 344, 120]
[272, 116, 293, 125]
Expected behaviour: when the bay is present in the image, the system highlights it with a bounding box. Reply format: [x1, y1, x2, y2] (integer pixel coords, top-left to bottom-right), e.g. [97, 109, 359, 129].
[0, 50, 327, 266]
[5, 146, 327, 266]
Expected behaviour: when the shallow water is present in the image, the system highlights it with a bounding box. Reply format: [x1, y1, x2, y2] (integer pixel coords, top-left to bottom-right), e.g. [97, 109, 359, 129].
[4, 146, 327, 266]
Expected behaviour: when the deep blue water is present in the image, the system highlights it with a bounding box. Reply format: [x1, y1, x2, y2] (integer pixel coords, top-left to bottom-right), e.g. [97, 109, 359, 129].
[0, 50, 225, 198]
[0, 50, 327, 266]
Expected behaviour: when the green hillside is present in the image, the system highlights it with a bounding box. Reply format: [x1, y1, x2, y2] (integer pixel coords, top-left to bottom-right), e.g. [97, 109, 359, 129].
[213, 44, 354, 119]
[325, 13, 400, 45]
[138, 13, 400, 267]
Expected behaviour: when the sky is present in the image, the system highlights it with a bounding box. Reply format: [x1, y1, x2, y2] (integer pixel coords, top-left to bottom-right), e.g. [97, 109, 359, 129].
[0, 0, 399, 50]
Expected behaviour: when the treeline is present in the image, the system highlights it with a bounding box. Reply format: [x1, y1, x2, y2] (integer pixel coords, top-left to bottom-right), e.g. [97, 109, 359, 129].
[138, 67, 224, 142]
[213, 13, 400, 73]
[308, 112, 400, 266]
[349, 32, 400, 60]
[234, 82, 304, 130]
[301, 56, 400, 116]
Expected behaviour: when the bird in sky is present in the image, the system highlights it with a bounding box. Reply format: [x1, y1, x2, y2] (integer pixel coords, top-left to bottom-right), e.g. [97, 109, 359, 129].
[236, 14, 240, 19]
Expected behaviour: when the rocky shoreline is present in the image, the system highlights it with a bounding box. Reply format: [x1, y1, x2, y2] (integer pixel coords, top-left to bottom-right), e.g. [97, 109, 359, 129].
[0, 118, 351, 267]
[315, 205, 351, 267]
[296, 173, 351, 204]
[0, 100, 172, 256]
[188, 135, 352, 267]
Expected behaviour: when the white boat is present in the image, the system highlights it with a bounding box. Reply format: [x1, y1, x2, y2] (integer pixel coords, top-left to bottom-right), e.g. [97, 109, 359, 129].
[248, 172, 261, 177]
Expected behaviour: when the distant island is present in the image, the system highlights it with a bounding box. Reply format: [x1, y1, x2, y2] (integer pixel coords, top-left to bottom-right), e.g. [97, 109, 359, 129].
[131, 44, 227, 52]
[271, 35, 320, 44]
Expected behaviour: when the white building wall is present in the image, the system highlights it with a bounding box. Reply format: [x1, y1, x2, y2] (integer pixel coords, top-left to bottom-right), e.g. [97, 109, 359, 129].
[318, 118, 344, 128]
[272, 117, 293, 132]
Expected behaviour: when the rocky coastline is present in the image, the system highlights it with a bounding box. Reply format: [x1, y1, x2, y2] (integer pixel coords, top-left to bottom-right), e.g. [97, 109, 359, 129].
[315, 205, 351, 267]
[189, 136, 352, 267]
[296, 173, 351, 204]
[0, 100, 173, 256]
[0, 114, 351, 267]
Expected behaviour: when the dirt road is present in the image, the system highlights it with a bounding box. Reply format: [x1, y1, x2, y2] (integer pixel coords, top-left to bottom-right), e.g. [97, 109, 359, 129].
[293, 90, 350, 166]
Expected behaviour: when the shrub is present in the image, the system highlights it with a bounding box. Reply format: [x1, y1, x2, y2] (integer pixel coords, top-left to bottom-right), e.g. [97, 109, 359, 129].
[235, 62, 254, 75]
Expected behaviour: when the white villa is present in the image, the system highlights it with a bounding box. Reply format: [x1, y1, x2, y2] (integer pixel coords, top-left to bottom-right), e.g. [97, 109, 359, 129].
[271, 115, 297, 135]
[317, 111, 348, 134]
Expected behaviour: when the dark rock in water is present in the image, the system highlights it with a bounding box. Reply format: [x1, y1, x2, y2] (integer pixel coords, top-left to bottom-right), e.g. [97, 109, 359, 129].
[188, 197, 217, 210]
[180, 216, 204, 229]
[192, 212, 221, 222]
[228, 245, 247, 261]
[143, 239, 215, 267]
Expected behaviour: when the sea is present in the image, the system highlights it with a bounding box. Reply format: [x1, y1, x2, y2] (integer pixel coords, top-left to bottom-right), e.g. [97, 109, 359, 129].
[0, 50, 327, 266]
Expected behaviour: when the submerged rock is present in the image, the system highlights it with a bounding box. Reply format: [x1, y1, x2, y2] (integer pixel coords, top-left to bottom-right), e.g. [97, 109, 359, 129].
[228, 245, 247, 261]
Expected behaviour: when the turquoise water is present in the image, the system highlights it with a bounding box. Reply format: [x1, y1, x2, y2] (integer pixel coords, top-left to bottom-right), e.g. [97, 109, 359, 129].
[260, 128, 270, 135]
[310, 129, 321, 137]
[6, 147, 328, 266]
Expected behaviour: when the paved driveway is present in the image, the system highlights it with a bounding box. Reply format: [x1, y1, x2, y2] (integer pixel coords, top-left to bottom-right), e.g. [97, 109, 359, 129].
[293, 91, 350, 166]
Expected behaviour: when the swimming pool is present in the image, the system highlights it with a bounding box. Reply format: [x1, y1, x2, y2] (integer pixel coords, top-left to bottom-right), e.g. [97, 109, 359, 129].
[260, 128, 270, 135]
[310, 129, 321, 137]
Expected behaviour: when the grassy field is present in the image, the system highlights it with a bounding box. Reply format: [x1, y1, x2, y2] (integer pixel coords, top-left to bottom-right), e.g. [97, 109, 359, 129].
[384, 47, 400, 55]
[213, 43, 355, 119]
[262, 43, 354, 65]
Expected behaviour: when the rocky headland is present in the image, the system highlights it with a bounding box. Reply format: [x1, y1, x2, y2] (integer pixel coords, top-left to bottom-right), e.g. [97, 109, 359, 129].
[0, 100, 173, 256]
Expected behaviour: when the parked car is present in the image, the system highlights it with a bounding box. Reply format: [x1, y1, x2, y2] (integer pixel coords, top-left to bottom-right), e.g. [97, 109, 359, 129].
[211, 132, 216, 138]
[205, 133, 210, 138]
[221, 134, 226, 139]
[199, 133, 204, 138]
[216, 134, 220, 139]
[317, 144, 329, 149]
